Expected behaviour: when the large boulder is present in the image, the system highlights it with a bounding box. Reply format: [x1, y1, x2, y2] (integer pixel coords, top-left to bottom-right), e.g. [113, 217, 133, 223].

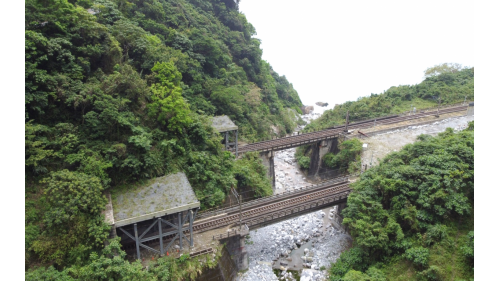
[301, 105, 315, 114]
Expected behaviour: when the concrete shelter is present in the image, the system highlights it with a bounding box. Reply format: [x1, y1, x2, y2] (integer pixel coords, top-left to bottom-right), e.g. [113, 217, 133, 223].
[211, 115, 239, 156]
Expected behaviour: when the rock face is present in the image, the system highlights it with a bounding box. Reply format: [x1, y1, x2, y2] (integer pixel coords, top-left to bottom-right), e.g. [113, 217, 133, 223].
[301, 105, 315, 114]
[315, 102, 329, 107]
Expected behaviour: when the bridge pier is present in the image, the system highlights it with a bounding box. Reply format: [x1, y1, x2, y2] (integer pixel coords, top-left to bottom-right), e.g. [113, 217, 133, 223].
[259, 150, 276, 189]
[331, 202, 349, 233]
[220, 227, 249, 271]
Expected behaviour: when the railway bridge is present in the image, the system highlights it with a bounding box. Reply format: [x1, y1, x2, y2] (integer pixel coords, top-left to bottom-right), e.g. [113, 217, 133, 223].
[194, 176, 350, 235]
[193, 176, 351, 271]
[231, 105, 468, 154]
[230, 105, 469, 184]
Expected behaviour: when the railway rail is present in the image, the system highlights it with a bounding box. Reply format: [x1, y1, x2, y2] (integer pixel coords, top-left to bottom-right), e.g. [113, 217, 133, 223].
[233, 105, 468, 153]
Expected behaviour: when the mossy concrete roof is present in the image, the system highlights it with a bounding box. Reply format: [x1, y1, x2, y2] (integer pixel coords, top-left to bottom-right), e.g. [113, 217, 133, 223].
[111, 172, 199, 227]
[211, 115, 238, 132]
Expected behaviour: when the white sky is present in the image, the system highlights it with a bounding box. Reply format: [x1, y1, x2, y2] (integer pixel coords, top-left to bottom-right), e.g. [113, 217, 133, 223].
[239, 0, 474, 107]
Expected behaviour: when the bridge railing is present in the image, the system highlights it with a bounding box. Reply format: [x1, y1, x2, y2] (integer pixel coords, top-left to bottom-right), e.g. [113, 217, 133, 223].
[197, 175, 349, 220]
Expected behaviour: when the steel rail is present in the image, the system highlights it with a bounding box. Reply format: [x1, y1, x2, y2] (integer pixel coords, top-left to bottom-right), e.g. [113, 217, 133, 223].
[237, 105, 466, 152]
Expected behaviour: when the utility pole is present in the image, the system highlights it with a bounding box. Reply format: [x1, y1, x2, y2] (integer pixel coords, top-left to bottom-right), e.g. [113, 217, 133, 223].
[463, 96, 467, 106]
[239, 195, 243, 230]
[344, 110, 349, 132]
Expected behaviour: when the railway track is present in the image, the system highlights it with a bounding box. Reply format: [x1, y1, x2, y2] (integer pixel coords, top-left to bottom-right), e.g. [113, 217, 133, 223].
[196, 176, 348, 220]
[121, 178, 351, 252]
[234, 105, 468, 153]
[192, 183, 351, 233]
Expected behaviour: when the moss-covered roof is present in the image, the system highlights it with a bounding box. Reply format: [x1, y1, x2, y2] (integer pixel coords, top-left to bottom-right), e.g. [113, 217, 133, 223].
[211, 115, 238, 132]
[111, 172, 199, 226]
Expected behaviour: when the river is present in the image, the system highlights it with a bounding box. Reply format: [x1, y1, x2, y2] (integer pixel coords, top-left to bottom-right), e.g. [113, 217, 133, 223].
[237, 106, 352, 281]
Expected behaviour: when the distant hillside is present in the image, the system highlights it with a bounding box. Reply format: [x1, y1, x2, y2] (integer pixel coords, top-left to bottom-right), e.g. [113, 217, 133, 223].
[304, 66, 473, 132]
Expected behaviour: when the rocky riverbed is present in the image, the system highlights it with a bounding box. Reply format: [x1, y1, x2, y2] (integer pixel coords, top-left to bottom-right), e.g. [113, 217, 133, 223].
[237, 207, 352, 281]
[238, 108, 352, 281]
[360, 114, 474, 168]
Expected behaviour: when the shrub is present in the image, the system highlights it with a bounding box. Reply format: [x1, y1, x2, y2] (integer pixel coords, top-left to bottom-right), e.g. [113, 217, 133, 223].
[298, 155, 311, 169]
[405, 247, 430, 269]
[417, 265, 442, 281]
[425, 224, 448, 246]
[343, 270, 370, 281]
[329, 247, 365, 279]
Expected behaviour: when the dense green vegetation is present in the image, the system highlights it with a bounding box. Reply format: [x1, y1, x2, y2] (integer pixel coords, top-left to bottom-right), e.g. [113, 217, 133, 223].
[26, 238, 222, 280]
[304, 66, 474, 132]
[329, 122, 474, 280]
[323, 139, 362, 174]
[25, 0, 301, 275]
[295, 138, 363, 174]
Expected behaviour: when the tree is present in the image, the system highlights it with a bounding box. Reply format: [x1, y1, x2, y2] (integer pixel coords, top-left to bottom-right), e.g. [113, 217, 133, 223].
[74, 238, 150, 281]
[148, 62, 192, 133]
[41, 170, 107, 226]
[424, 63, 463, 78]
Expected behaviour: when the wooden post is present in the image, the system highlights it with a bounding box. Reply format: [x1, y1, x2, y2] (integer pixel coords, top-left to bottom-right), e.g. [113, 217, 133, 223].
[189, 210, 194, 247]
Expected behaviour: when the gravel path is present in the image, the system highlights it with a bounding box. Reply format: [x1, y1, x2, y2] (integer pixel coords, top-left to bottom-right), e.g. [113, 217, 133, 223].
[360, 115, 474, 168]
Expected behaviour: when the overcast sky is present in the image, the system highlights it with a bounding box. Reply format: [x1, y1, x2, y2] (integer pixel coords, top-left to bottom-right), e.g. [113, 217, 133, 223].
[239, 0, 474, 107]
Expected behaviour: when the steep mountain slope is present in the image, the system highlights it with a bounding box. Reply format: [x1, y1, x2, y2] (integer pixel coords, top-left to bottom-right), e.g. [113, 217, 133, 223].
[25, 0, 301, 272]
